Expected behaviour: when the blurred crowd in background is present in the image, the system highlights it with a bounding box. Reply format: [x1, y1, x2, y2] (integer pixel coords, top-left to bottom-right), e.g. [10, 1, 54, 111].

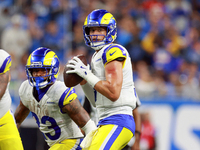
[1, 0, 200, 102]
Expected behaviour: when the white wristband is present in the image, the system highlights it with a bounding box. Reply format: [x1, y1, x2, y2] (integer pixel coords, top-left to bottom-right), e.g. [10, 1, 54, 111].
[85, 72, 100, 88]
[81, 119, 97, 135]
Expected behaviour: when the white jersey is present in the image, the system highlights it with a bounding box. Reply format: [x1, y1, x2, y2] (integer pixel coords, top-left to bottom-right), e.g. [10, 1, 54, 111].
[0, 49, 12, 119]
[91, 43, 137, 120]
[19, 80, 83, 146]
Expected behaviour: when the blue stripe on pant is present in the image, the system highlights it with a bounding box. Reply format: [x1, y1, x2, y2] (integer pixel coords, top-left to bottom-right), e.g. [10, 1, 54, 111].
[104, 126, 123, 149]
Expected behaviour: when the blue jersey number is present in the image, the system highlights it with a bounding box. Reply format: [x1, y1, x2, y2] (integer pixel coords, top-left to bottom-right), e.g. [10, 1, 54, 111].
[32, 112, 61, 140]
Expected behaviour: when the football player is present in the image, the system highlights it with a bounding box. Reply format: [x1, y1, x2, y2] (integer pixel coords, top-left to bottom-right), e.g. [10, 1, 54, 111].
[67, 9, 138, 149]
[123, 95, 142, 150]
[131, 99, 142, 150]
[0, 49, 24, 150]
[14, 47, 96, 150]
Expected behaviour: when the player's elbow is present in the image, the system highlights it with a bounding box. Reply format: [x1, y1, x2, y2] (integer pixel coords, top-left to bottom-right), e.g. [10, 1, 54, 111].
[107, 87, 121, 101]
[108, 93, 119, 102]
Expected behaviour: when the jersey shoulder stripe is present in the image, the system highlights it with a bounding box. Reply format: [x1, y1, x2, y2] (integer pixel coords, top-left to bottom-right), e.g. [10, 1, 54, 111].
[0, 50, 12, 74]
[102, 44, 127, 65]
[58, 87, 77, 108]
[0, 56, 11, 74]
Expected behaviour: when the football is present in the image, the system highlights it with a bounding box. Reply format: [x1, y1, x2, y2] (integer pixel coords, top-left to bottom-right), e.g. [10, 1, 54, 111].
[63, 54, 87, 87]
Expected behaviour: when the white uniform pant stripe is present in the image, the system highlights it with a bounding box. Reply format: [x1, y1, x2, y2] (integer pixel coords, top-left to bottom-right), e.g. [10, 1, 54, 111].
[99, 125, 118, 150]
[70, 138, 81, 150]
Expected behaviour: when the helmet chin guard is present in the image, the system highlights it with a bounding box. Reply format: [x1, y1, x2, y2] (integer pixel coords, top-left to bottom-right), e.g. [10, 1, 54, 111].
[32, 76, 48, 90]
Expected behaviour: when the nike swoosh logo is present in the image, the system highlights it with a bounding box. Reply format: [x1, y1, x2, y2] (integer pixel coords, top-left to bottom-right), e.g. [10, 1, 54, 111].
[80, 66, 86, 69]
[69, 98, 74, 102]
[0, 124, 6, 127]
[110, 51, 116, 56]
[95, 58, 101, 62]
[47, 102, 55, 104]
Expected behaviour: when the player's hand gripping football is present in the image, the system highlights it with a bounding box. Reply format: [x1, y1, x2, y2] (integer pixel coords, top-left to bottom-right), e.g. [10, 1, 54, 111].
[66, 56, 91, 79]
[66, 56, 100, 87]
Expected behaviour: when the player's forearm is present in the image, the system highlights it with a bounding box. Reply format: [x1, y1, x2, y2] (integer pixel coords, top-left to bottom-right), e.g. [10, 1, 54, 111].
[133, 109, 141, 132]
[62, 98, 91, 128]
[94, 61, 122, 101]
[94, 80, 121, 101]
[14, 101, 30, 128]
[70, 107, 91, 128]
[81, 78, 120, 102]
[132, 108, 141, 148]
[62, 98, 97, 135]
[132, 133, 140, 149]
[14, 111, 29, 129]
[64, 104, 97, 135]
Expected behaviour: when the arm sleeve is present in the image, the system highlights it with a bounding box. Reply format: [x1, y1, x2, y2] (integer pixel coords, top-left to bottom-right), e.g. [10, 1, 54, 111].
[135, 91, 141, 108]
[18, 81, 28, 107]
[58, 87, 78, 108]
[102, 44, 127, 67]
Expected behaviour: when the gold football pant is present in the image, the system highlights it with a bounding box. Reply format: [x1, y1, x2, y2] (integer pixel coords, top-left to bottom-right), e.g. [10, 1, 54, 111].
[49, 139, 82, 150]
[0, 110, 24, 150]
[86, 124, 133, 150]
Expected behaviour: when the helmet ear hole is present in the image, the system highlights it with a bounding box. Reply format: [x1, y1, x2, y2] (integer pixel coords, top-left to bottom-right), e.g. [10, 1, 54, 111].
[85, 27, 90, 35]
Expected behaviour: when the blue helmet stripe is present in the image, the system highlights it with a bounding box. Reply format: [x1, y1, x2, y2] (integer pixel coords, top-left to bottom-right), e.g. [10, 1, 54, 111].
[88, 9, 108, 25]
[30, 48, 51, 66]
[32, 47, 51, 56]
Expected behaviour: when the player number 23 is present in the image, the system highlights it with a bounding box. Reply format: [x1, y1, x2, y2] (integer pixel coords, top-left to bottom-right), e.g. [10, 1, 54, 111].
[32, 112, 61, 140]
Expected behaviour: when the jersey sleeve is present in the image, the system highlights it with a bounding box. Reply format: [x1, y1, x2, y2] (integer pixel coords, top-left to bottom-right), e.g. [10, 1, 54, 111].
[18, 80, 29, 107]
[58, 86, 78, 109]
[102, 44, 127, 67]
[134, 88, 141, 108]
[0, 50, 12, 75]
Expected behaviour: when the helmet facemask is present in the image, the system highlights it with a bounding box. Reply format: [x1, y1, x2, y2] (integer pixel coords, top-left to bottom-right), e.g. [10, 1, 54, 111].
[26, 67, 53, 90]
[84, 27, 107, 50]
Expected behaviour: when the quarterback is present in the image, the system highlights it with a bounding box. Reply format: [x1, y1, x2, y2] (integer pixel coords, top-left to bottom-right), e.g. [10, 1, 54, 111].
[67, 9, 138, 149]
[0, 49, 24, 150]
[14, 47, 96, 150]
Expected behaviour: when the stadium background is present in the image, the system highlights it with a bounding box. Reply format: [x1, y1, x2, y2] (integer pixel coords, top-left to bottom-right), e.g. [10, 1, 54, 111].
[0, 0, 200, 150]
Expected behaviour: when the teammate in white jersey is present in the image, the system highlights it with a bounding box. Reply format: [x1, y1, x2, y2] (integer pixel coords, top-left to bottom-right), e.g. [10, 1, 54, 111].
[14, 47, 96, 150]
[0, 49, 24, 150]
[67, 9, 138, 149]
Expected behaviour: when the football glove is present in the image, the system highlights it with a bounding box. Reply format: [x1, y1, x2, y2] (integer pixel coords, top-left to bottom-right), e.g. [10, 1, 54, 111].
[66, 56, 100, 88]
